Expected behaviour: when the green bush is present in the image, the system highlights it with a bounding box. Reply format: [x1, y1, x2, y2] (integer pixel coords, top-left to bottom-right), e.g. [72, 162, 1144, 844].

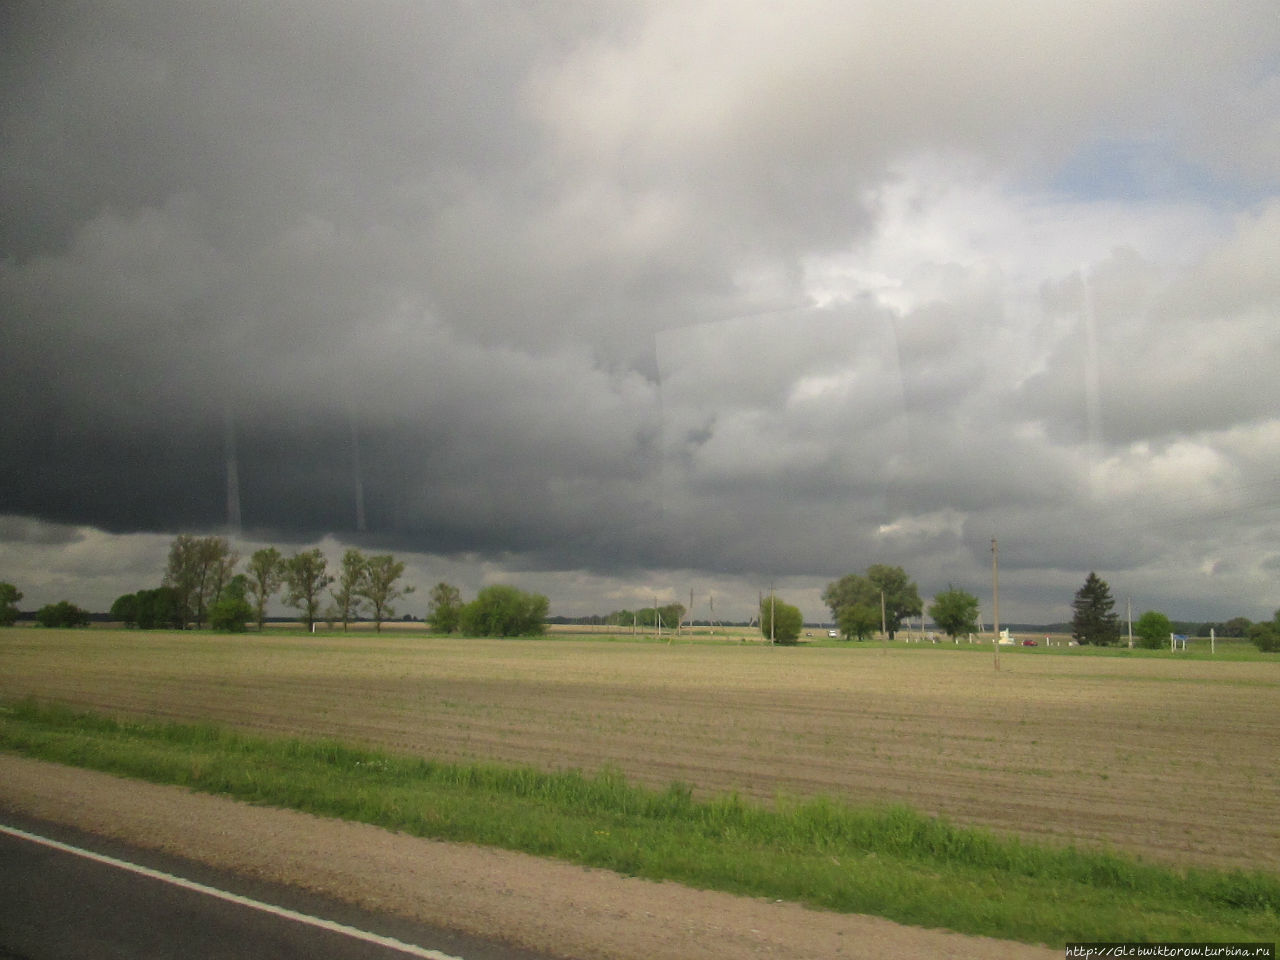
[459, 584, 549, 636]
[35, 600, 91, 628]
[1249, 622, 1279, 653]
[759, 595, 803, 643]
[1134, 610, 1172, 650]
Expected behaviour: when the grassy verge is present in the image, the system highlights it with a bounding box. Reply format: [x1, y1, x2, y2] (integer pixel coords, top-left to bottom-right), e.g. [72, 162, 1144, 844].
[2, 698, 1276, 946]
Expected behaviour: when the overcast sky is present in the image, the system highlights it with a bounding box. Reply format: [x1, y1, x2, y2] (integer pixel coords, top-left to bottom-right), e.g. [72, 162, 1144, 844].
[3, 2, 1279, 624]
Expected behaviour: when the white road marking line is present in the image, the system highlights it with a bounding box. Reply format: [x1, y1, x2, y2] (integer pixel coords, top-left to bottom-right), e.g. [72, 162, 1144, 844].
[0, 823, 465, 960]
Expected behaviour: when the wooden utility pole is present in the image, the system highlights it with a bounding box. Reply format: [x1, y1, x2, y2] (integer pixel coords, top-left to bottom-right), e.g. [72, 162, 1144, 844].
[991, 538, 1001, 670]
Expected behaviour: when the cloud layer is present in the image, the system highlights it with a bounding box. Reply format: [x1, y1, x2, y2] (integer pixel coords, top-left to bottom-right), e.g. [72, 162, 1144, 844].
[3, 2, 1279, 621]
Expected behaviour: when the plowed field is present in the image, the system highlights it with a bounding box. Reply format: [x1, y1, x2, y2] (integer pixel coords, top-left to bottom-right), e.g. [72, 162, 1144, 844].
[2, 630, 1276, 871]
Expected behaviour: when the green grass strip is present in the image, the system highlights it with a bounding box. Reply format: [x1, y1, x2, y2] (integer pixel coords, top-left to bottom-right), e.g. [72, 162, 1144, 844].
[2, 698, 1277, 946]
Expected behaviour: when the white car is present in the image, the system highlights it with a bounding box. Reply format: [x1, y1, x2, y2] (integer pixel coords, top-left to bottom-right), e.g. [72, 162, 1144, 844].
[828, 629, 839, 638]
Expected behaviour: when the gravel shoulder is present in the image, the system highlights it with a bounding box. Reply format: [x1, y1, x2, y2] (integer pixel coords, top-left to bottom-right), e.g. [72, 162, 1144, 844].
[0, 755, 1059, 960]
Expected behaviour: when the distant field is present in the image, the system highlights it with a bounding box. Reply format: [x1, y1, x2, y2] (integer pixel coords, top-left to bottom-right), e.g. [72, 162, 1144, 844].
[1, 629, 1276, 872]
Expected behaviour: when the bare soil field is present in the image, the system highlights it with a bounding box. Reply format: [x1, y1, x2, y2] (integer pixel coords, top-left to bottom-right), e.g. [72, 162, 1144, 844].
[1, 630, 1276, 871]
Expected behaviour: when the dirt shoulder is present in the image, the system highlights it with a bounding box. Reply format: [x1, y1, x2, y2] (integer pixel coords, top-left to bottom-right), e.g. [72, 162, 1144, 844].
[0, 755, 1059, 960]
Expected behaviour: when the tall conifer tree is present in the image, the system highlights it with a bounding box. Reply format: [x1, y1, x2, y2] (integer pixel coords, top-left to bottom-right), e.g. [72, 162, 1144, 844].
[1071, 571, 1120, 646]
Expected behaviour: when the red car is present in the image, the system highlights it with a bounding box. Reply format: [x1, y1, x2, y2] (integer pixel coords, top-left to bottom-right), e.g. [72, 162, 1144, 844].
[1022, 639, 1038, 646]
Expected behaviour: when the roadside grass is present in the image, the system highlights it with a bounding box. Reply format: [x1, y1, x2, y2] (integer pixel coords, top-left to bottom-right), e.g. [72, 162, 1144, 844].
[2, 698, 1276, 947]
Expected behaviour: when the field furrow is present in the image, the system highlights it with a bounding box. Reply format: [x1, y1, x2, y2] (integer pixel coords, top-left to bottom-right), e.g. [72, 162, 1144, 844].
[2, 630, 1276, 871]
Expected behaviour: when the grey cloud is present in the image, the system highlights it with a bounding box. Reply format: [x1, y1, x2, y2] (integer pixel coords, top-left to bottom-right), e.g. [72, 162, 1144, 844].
[0, 516, 87, 547]
[3, 1, 1280, 622]
[1018, 231, 1280, 447]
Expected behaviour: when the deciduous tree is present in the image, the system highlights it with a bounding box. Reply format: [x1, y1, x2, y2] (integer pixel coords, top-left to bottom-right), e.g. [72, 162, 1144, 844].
[1249, 609, 1280, 653]
[865, 564, 923, 639]
[244, 547, 285, 632]
[837, 601, 879, 641]
[135, 586, 182, 630]
[164, 534, 236, 629]
[110, 592, 139, 627]
[427, 582, 463, 633]
[928, 587, 979, 641]
[356, 554, 413, 632]
[459, 585, 548, 637]
[208, 574, 252, 633]
[35, 600, 91, 628]
[660, 602, 686, 630]
[759, 594, 803, 644]
[1071, 572, 1120, 646]
[283, 549, 332, 631]
[1, 582, 24, 626]
[1224, 616, 1253, 638]
[1134, 610, 1172, 650]
[823, 565, 922, 639]
[330, 549, 368, 630]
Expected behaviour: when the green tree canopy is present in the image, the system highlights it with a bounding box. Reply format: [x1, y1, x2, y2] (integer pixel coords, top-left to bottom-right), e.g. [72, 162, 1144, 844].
[1134, 610, 1173, 650]
[0, 582, 23, 626]
[823, 565, 921, 639]
[1223, 616, 1254, 638]
[109, 592, 139, 627]
[208, 574, 252, 633]
[928, 587, 979, 641]
[330, 548, 368, 630]
[837, 601, 879, 641]
[163, 534, 237, 629]
[759, 594, 803, 644]
[282, 549, 333, 631]
[427, 582, 463, 633]
[1071, 572, 1120, 646]
[35, 600, 91, 628]
[459, 585, 548, 637]
[619, 603, 686, 629]
[134, 587, 182, 630]
[1248, 609, 1280, 653]
[356, 554, 413, 632]
[244, 547, 285, 632]
[1202, 616, 1254, 638]
[658, 602, 685, 630]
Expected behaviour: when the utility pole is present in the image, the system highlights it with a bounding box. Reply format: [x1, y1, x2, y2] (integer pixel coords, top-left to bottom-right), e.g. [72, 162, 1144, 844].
[991, 537, 1000, 671]
[1127, 596, 1133, 649]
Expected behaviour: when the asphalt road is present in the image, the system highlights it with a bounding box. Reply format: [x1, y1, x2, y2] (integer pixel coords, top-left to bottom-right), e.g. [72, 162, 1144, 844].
[0, 813, 557, 960]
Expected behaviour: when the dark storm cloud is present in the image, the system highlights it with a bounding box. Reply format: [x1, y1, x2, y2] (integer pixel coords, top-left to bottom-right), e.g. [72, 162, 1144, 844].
[3, 1, 1279, 621]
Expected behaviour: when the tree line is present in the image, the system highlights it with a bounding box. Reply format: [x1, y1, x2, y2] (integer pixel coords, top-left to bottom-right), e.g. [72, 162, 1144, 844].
[0, 583, 92, 628]
[735, 566, 1280, 652]
[428, 582, 548, 637]
[602, 603, 687, 631]
[107, 536, 414, 633]
[1068, 571, 1280, 651]
[4, 549, 1278, 650]
[98, 534, 549, 638]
